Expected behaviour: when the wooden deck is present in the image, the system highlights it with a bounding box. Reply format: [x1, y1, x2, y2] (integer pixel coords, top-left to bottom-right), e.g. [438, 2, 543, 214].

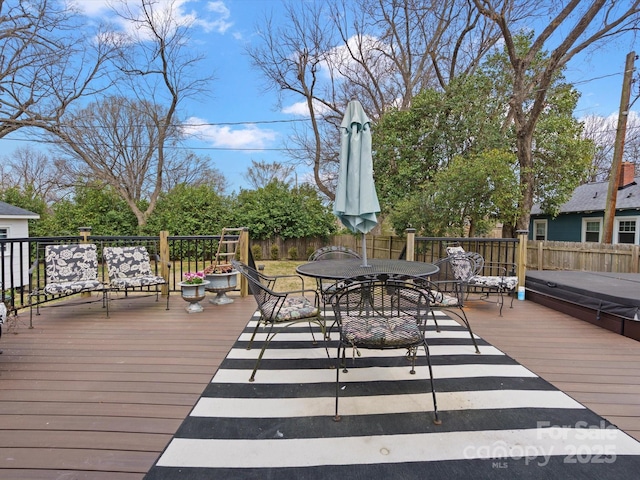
[0, 290, 639, 479]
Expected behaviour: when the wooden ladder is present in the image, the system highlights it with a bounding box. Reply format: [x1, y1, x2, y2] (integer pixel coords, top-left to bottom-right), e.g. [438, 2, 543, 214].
[212, 228, 244, 271]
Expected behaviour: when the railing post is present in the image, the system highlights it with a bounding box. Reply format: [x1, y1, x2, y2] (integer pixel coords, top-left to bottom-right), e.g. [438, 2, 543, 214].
[406, 228, 416, 261]
[78, 227, 92, 297]
[159, 231, 170, 296]
[516, 230, 528, 288]
[239, 228, 249, 297]
[78, 226, 92, 243]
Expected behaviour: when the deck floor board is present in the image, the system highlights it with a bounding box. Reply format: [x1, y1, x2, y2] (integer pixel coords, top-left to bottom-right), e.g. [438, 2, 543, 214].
[1, 290, 639, 478]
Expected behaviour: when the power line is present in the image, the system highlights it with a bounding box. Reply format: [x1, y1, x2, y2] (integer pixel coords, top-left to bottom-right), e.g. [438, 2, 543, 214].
[0, 135, 307, 152]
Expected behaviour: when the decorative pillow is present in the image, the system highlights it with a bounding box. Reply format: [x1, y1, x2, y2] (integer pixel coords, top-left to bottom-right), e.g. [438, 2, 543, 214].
[446, 246, 465, 256]
[448, 255, 474, 281]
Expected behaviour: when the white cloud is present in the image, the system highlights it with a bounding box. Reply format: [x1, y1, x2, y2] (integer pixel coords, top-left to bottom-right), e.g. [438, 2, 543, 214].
[282, 99, 332, 117]
[73, 0, 233, 36]
[198, 1, 233, 33]
[68, 0, 111, 16]
[184, 117, 278, 149]
[282, 101, 310, 116]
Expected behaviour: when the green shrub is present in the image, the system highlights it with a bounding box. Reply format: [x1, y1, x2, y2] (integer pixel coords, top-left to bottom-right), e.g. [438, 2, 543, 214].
[306, 246, 316, 259]
[270, 245, 279, 260]
[251, 244, 263, 261]
[288, 246, 298, 260]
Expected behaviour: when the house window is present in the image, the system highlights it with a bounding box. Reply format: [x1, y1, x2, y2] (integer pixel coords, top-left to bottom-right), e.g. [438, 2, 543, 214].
[0, 227, 9, 252]
[533, 220, 547, 240]
[616, 219, 637, 244]
[582, 218, 601, 243]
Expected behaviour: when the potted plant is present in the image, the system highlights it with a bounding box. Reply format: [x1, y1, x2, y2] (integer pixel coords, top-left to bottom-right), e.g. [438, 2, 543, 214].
[203, 262, 238, 304]
[178, 271, 209, 313]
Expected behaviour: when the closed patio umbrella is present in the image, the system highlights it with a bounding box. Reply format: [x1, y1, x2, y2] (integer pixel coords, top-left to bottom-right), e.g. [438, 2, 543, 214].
[333, 100, 380, 266]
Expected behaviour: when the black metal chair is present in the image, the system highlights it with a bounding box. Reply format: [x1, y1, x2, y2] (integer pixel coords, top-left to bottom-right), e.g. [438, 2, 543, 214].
[232, 260, 328, 382]
[330, 273, 440, 424]
[308, 245, 362, 327]
[445, 246, 518, 316]
[420, 257, 481, 353]
[103, 246, 169, 310]
[29, 243, 109, 326]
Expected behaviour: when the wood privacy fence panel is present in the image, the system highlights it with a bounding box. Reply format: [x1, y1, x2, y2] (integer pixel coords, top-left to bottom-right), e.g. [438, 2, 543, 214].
[528, 241, 640, 273]
[250, 235, 409, 262]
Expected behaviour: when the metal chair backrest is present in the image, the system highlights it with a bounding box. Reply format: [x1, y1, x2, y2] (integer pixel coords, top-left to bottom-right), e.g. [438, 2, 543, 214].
[232, 260, 282, 319]
[331, 274, 431, 340]
[308, 246, 361, 261]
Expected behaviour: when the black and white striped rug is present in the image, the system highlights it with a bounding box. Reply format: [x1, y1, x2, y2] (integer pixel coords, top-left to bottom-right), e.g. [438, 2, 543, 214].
[145, 311, 640, 479]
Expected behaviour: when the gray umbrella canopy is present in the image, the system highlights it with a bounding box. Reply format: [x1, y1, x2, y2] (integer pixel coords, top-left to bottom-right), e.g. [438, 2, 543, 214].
[333, 100, 381, 266]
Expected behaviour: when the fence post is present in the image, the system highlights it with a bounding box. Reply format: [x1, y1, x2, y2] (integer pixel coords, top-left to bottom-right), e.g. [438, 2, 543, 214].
[239, 228, 249, 297]
[516, 230, 528, 287]
[406, 228, 415, 261]
[159, 231, 170, 296]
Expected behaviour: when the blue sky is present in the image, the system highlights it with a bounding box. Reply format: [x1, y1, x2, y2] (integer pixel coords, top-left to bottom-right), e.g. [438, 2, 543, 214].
[4, 0, 639, 192]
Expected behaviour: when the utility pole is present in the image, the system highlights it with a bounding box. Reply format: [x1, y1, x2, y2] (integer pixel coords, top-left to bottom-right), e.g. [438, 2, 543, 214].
[603, 51, 636, 244]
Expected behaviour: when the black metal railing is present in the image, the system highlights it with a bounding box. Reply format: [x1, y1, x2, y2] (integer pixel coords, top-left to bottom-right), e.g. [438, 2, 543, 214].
[1, 233, 519, 312]
[414, 236, 519, 275]
[1, 234, 237, 311]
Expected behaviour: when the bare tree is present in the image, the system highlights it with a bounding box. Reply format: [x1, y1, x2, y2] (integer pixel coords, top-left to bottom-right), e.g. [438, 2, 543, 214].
[0, 146, 72, 204]
[473, 0, 640, 232]
[246, 0, 505, 200]
[330, 0, 506, 115]
[246, 160, 297, 189]
[47, 0, 214, 227]
[163, 152, 228, 194]
[247, 2, 342, 199]
[582, 114, 618, 182]
[0, 0, 117, 138]
[50, 96, 168, 222]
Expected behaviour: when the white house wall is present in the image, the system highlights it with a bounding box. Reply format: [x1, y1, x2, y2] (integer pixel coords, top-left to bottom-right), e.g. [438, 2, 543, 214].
[0, 219, 31, 289]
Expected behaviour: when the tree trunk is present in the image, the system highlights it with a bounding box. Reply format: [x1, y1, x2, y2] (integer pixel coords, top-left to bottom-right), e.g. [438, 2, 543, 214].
[516, 130, 535, 233]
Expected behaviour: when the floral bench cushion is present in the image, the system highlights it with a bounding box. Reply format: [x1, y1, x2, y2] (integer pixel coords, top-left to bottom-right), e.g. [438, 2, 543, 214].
[469, 275, 518, 292]
[104, 246, 166, 289]
[341, 314, 422, 348]
[273, 296, 319, 321]
[42, 244, 104, 295]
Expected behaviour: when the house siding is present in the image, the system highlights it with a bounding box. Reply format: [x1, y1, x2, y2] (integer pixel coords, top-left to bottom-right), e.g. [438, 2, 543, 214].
[530, 210, 640, 244]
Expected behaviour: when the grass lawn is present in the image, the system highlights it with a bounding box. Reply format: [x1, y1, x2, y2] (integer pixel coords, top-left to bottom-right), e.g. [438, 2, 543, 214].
[250, 260, 315, 292]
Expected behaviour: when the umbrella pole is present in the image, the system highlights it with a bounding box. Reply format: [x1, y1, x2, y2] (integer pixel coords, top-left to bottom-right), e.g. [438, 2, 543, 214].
[361, 233, 370, 267]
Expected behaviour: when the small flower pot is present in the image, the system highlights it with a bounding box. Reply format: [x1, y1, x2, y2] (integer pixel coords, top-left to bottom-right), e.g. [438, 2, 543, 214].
[178, 280, 210, 313]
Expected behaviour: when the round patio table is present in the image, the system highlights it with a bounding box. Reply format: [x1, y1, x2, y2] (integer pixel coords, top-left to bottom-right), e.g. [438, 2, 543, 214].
[296, 258, 439, 280]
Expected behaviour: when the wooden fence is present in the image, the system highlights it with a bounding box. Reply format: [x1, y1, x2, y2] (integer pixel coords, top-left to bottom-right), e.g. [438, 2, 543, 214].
[527, 240, 640, 273]
[249, 234, 405, 261]
[252, 234, 640, 276]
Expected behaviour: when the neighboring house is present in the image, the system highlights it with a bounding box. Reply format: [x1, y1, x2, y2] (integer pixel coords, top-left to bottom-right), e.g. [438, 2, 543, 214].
[0, 201, 40, 289]
[529, 162, 640, 244]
